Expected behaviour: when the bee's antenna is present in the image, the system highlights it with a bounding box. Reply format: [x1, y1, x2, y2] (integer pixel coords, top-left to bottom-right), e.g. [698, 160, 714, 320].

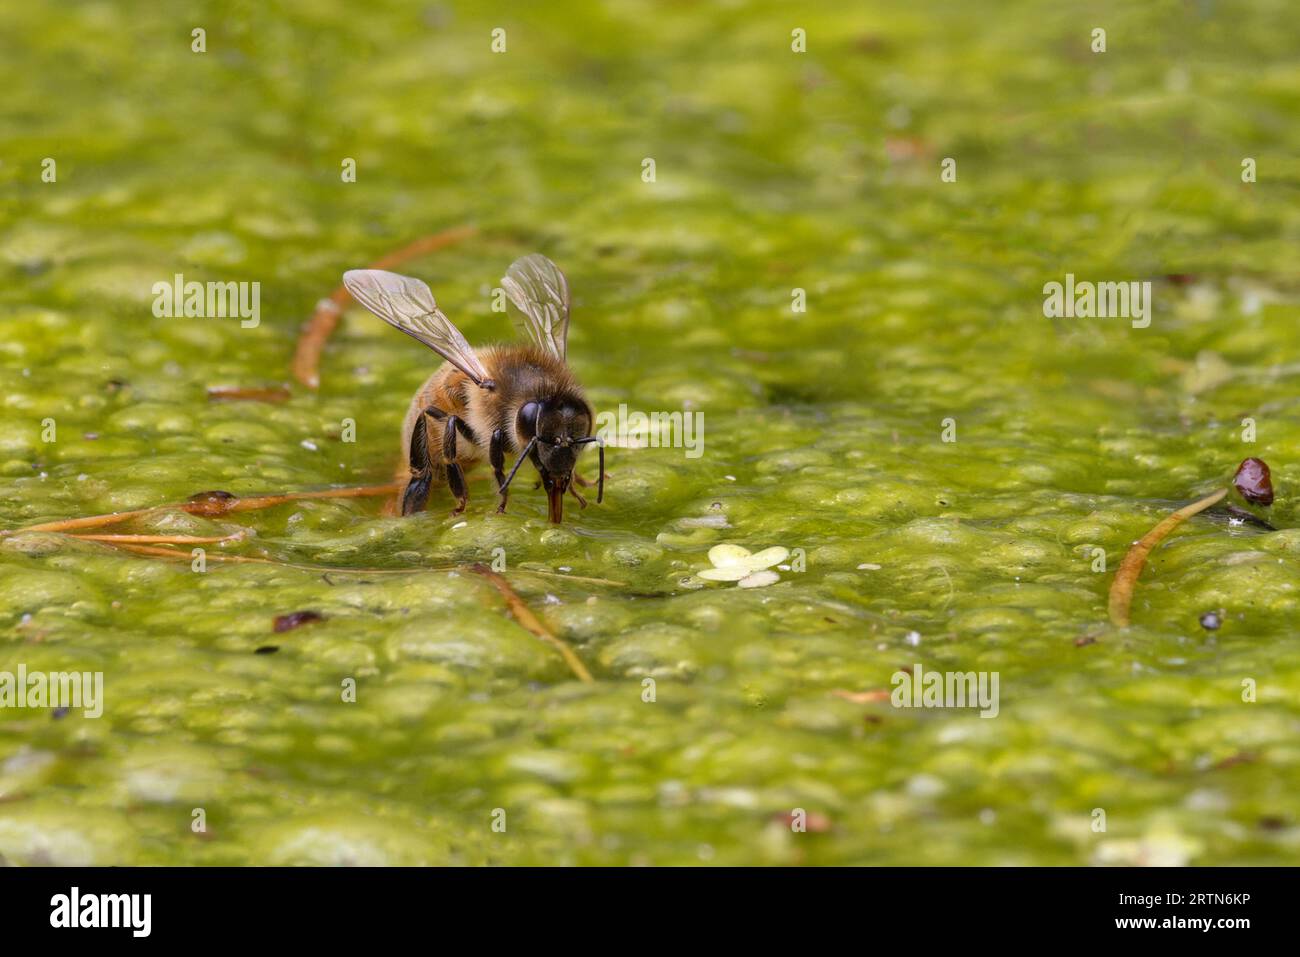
[498, 436, 537, 497]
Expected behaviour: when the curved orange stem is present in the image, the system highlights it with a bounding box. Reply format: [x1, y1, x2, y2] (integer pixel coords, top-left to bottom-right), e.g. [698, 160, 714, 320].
[291, 224, 478, 389]
[1108, 488, 1228, 627]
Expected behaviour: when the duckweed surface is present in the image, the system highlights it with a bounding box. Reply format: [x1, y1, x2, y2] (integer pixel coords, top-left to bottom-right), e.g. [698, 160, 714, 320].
[2, 1, 1299, 865]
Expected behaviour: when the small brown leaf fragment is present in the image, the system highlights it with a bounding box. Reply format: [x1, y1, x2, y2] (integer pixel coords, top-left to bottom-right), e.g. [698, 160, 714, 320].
[273, 611, 324, 633]
[829, 688, 891, 704]
[885, 136, 932, 163]
[207, 385, 292, 403]
[854, 34, 891, 55]
[1233, 457, 1274, 506]
[1211, 752, 1258, 771]
[772, 810, 832, 833]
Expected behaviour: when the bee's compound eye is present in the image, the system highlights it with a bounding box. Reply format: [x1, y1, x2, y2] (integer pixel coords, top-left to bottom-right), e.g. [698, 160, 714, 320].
[517, 401, 542, 438]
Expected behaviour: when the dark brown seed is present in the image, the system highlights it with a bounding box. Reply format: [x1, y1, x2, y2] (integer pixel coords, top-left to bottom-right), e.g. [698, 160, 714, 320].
[1233, 457, 1274, 506]
[254, 646, 280, 655]
[273, 611, 324, 633]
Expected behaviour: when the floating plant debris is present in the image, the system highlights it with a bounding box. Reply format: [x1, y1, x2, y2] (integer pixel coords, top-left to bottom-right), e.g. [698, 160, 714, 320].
[1233, 457, 1274, 506]
[207, 385, 293, 403]
[273, 611, 324, 633]
[1109, 458, 1280, 628]
[698, 544, 789, 587]
[1109, 488, 1228, 628]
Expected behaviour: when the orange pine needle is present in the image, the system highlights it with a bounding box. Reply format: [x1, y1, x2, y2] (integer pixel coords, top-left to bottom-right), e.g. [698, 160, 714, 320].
[5, 483, 401, 535]
[1108, 488, 1228, 627]
[469, 563, 594, 683]
[291, 224, 478, 389]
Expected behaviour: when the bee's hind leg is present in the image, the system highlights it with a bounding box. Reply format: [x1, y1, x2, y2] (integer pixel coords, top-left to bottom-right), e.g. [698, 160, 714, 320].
[401, 412, 436, 516]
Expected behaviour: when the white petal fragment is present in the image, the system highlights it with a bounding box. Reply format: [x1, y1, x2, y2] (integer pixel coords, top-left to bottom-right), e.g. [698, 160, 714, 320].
[707, 543, 752, 568]
[698, 567, 751, 582]
[743, 546, 790, 570]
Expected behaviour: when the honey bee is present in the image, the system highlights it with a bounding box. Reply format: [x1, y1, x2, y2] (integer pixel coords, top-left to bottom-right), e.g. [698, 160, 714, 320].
[342, 254, 604, 524]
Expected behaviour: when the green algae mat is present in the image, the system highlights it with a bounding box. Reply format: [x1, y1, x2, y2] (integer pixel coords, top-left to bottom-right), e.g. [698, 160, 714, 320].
[2, 1, 1299, 866]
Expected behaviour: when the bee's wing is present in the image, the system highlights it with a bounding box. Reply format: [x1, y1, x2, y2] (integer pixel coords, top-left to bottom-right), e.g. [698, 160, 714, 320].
[342, 269, 492, 387]
[501, 254, 571, 360]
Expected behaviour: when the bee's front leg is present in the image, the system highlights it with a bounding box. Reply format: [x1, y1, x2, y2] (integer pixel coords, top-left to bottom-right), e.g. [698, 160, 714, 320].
[573, 437, 606, 505]
[490, 429, 509, 513]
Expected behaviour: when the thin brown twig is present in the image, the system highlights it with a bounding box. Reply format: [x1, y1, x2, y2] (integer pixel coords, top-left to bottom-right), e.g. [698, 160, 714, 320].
[5, 483, 400, 535]
[107, 548, 597, 681]
[291, 224, 479, 389]
[109, 542, 470, 577]
[469, 563, 595, 683]
[207, 385, 292, 403]
[9, 494, 628, 587]
[214, 484, 401, 514]
[68, 533, 245, 544]
[1108, 488, 1228, 627]
[97, 541, 623, 591]
[111, 543, 281, 564]
[512, 566, 627, 587]
[108, 542, 435, 573]
[5, 506, 164, 535]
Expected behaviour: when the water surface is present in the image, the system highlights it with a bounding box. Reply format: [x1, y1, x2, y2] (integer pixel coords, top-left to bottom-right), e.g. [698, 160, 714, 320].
[1, 0, 1298, 865]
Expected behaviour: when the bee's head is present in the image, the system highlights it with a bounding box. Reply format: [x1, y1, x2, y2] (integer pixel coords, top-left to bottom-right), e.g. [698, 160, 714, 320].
[517, 397, 593, 522]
